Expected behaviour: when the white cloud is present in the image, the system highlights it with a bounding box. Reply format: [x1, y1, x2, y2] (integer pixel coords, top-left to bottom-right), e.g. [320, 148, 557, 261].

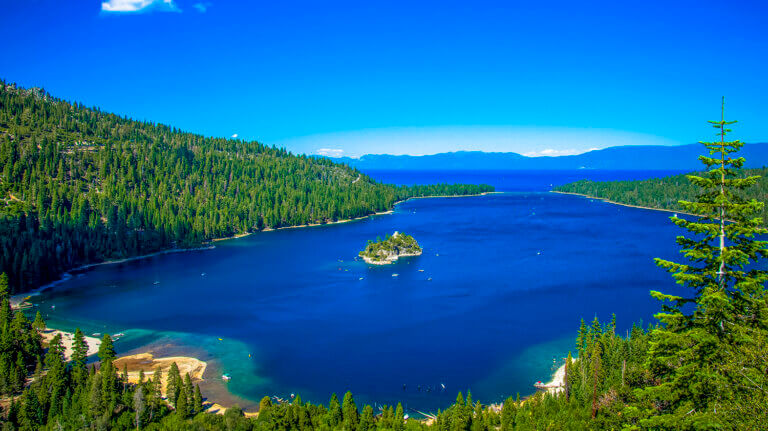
[315, 148, 345, 158]
[231, 133, 239, 139]
[101, 0, 177, 13]
[523, 147, 600, 157]
[193, 2, 209, 12]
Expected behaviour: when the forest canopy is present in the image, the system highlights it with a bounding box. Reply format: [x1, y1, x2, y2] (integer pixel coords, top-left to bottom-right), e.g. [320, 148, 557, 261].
[554, 167, 768, 222]
[0, 80, 492, 294]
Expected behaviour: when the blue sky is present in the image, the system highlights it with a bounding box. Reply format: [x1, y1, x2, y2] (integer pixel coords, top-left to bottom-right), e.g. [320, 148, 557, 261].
[1, 1, 766, 157]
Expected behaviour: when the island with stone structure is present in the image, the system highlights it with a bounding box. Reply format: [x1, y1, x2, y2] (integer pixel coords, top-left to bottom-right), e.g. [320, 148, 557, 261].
[359, 232, 423, 264]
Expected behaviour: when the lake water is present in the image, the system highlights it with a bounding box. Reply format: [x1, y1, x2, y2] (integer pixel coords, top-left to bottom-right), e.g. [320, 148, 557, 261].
[32, 170, 686, 412]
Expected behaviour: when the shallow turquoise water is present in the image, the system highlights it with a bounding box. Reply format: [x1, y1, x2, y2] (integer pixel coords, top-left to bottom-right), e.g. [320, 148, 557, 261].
[32, 186, 683, 412]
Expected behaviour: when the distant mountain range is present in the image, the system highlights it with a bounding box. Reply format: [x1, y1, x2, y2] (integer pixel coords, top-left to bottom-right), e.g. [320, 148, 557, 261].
[328, 143, 768, 171]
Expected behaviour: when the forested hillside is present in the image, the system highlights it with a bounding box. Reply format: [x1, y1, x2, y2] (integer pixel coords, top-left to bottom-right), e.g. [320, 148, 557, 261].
[0, 81, 492, 294]
[554, 168, 768, 221]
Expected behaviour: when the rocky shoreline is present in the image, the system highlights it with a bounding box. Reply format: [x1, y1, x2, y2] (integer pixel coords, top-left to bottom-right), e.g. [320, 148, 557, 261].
[362, 250, 423, 265]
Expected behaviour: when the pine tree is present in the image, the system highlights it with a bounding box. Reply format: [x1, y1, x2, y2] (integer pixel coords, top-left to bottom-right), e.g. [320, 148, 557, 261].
[166, 362, 181, 407]
[97, 334, 115, 362]
[133, 385, 145, 430]
[45, 333, 65, 370]
[589, 316, 602, 339]
[471, 400, 485, 431]
[341, 391, 359, 430]
[71, 328, 87, 373]
[565, 352, 573, 402]
[258, 395, 272, 417]
[0, 273, 9, 300]
[182, 373, 193, 414]
[0, 297, 12, 333]
[20, 388, 44, 429]
[32, 311, 45, 332]
[500, 396, 516, 431]
[576, 318, 587, 358]
[193, 384, 203, 415]
[148, 371, 162, 421]
[393, 402, 405, 431]
[590, 342, 601, 419]
[642, 99, 768, 428]
[452, 392, 468, 431]
[176, 383, 189, 418]
[359, 405, 374, 431]
[328, 393, 342, 428]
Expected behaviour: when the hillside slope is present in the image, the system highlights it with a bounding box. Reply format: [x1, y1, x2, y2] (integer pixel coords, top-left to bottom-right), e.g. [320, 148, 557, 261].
[554, 167, 768, 222]
[0, 81, 492, 293]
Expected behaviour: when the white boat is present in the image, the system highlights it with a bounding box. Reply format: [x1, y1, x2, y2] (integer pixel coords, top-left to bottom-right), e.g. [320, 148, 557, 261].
[222, 374, 232, 381]
[392, 273, 399, 277]
[418, 269, 424, 272]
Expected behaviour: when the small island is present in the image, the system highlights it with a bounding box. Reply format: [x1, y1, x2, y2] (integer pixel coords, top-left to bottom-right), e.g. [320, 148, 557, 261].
[359, 232, 423, 265]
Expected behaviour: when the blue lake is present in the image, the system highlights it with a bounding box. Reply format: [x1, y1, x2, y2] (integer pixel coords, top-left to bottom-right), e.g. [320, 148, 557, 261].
[33, 170, 686, 412]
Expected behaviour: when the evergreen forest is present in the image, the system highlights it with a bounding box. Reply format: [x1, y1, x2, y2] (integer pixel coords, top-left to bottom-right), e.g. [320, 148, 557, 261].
[0, 81, 492, 294]
[554, 167, 768, 223]
[0, 84, 766, 429]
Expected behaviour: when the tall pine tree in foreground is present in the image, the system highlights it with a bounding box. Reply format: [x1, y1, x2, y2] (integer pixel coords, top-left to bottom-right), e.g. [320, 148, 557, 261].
[641, 98, 768, 429]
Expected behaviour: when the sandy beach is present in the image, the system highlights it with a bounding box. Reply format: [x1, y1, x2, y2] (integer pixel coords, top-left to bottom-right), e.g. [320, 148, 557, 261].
[41, 328, 102, 361]
[211, 232, 253, 242]
[111, 352, 254, 415]
[113, 352, 207, 387]
[39, 327, 247, 415]
[539, 362, 567, 395]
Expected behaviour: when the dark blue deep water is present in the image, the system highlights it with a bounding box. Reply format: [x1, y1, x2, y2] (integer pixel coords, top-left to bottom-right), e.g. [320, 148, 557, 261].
[34, 170, 687, 412]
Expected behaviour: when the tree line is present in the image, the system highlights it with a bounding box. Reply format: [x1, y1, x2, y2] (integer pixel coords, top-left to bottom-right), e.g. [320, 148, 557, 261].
[0, 81, 492, 294]
[554, 167, 768, 224]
